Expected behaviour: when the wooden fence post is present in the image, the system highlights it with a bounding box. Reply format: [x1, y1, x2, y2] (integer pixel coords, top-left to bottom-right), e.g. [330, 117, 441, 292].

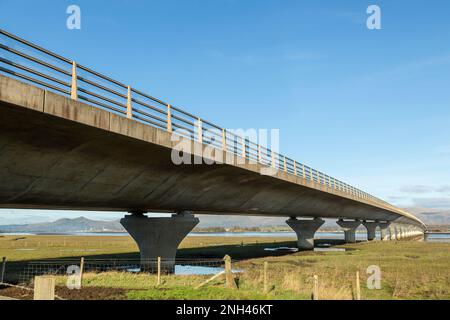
[1, 257, 6, 283]
[195, 271, 225, 289]
[223, 255, 237, 289]
[34, 276, 55, 300]
[263, 261, 268, 293]
[355, 271, 361, 300]
[157, 257, 161, 286]
[312, 275, 319, 300]
[79, 257, 85, 287]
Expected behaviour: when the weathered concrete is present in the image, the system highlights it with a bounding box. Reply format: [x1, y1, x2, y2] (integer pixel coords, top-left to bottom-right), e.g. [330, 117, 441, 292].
[0, 75, 426, 230]
[379, 222, 391, 241]
[362, 221, 378, 241]
[286, 217, 325, 250]
[390, 226, 397, 240]
[396, 227, 403, 240]
[336, 219, 361, 243]
[120, 212, 199, 272]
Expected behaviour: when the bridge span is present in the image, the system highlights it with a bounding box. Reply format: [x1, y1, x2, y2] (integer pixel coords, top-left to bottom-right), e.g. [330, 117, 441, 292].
[0, 30, 426, 268]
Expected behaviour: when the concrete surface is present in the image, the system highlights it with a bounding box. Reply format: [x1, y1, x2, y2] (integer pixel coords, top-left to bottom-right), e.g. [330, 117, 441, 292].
[286, 217, 325, 249]
[0, 75, 426, 230]
[379, 222, 391, 241]
[120, 212, 199, 271]
[336, 219, 362, 243]
[362, 221, 378, 241]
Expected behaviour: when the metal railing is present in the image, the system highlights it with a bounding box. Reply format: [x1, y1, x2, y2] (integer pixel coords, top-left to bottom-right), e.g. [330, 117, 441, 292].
[0, 29, 393, 209]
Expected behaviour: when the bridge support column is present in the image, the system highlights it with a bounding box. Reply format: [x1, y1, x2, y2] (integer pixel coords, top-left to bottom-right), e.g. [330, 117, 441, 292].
[379, 222, 391, 241]
[336, 219, 361, 243]
[362, 221, 378, 241]
[120, 211, 199, 272]
[390, 226, 397, 240]
[396, 227, 403, 240]
[286, 217, 325, 250]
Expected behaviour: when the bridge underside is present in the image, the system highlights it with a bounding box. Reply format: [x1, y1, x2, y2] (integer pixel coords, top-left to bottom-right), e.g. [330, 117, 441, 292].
[0, 75, 423, 228]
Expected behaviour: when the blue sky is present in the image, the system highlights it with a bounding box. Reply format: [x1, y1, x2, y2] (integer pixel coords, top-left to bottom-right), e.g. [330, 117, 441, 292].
[1, 0, 449, 224]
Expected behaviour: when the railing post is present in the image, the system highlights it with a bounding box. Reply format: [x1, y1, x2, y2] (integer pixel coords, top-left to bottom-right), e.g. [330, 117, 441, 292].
[70, 61, 78, 101]
[271, 151, 276, 168]
[197, 118, 203, 143]
[126, 86, 132, 119]
[293, 161, 297, 176]
[257, 144, 262, 163]
[241, 137, 246, 158]
[167, 104, 172, 132]
[310, 167, 313, 182]
[302, 164, 306, 179]
[283, 156, 287, 172]
[222, 128, 227, 151]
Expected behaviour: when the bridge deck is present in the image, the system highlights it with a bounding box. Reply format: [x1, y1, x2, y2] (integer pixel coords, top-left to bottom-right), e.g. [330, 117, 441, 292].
[0, 75, 425, 228]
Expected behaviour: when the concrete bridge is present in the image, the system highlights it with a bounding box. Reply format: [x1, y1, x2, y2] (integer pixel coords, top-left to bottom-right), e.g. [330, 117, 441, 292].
[0, 30, 426, 269]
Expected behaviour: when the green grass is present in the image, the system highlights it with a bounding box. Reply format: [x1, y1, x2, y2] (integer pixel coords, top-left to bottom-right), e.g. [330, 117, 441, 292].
[1, 234, 449, 300]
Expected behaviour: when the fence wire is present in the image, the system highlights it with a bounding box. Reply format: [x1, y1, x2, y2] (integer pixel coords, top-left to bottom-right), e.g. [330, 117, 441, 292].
[19, 258, 230, 284]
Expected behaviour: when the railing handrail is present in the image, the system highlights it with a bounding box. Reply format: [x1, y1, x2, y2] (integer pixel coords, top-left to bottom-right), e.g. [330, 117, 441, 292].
[0, 28, 406, 214]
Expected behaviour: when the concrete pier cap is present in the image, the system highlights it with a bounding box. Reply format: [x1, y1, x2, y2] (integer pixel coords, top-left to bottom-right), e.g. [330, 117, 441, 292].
[362, 220, 379, 241]
[120, 210, 199, 272]
[336, 219, 362, 243]
[286, 217, 325, 250]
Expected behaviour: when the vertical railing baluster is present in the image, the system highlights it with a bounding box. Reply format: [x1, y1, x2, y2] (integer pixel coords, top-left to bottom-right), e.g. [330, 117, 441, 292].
[70, 61, 77, 101]
[241, 137, 246, 158]
[271, 151, 276, 169]
[258, 145, 262, 163]
[197, 118, 202, 143]
[126, 86, 132, 119]
[284, 156, 287, 172]
[167, 104, 172, 132]
[222, 128, 227, 151]
[293, 161, 297, 176]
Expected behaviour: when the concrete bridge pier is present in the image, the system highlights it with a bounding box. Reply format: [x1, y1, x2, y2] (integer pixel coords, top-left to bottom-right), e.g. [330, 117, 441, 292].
[120, 211, 199, 272]
[396, 227, 403, 240]
[379, 222, 391, 241]
[336, 219, 361, 243]
[286, 217, 325, 250]
[405, 228, 411, 239]
[390, 226, 397, 240]
[362, 221, 378, 241]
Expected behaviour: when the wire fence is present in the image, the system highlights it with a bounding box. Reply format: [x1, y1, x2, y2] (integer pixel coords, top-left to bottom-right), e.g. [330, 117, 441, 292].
[0, 28, 395, 209]
[19, 258, 229, 285]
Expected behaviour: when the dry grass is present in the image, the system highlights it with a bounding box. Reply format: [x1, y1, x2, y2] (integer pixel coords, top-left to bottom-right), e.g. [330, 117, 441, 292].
[1, 235, 449, 300]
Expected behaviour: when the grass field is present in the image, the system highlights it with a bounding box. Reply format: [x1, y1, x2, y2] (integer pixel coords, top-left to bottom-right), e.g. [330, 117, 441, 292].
[0, 234, 449, 300]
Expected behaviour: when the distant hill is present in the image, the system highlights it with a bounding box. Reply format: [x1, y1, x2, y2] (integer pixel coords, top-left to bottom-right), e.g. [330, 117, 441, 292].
[0, 217, 125, 233]
[0, 208, 449, 234]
